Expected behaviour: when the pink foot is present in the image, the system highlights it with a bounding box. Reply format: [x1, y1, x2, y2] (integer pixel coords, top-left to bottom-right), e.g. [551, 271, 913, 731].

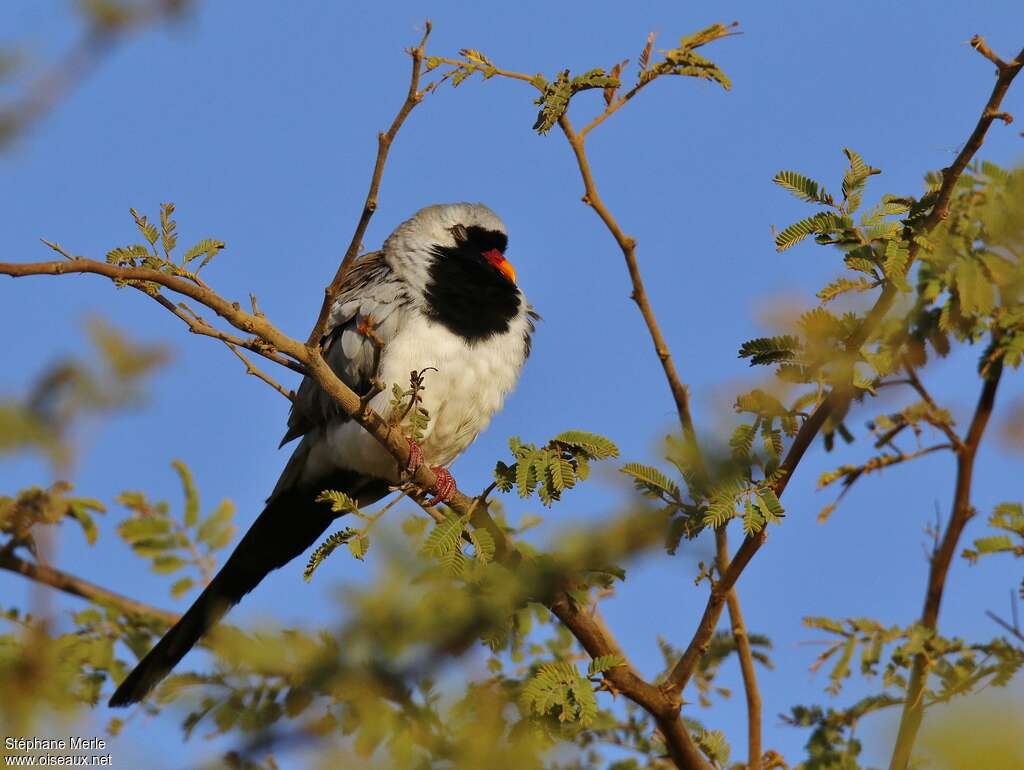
[405, 438, 457, 505]
[426, 465, 457, 506]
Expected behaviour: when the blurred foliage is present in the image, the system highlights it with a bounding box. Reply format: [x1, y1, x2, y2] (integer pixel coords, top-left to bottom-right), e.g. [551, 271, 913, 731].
[116, 460, 237, 596]
[0, 318, 167, 471]
[0, 1, 191, 147]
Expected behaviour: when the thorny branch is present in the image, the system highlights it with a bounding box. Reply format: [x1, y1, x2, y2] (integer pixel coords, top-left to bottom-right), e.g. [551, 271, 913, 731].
[888, 347, 1005, 770]
[665, 35, 1024, 697]
[305, 22, 433, 348]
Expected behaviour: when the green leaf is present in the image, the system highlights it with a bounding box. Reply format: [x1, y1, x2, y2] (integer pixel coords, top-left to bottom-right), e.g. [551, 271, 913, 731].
[533, 70, 572, 134]
[775, 212, 848, 252]
[129, 208, 159, 246]
[423, 513, 467, 559]
[730, 423, 756, 460]
[955, 258, 995, 316]
[695, 729, 731, 769]
[315, 489, 359, 515]
[151, 554, 187, 575]
[828, 636, 857, 694]
[170, 576, 195, 599]
[620, 462, 679, 499]
[348, 535, 370, 561]
[587, 654, 625, 676]
[118, 516, 172, 543]
[841, 148, 880, 213]
[66, 501, 102, 545]
[818, 276, 874, 304]
[553, 430, 620, 460]
[195, 501, 236, 550]
[773, 171, 834, 205]
[181, 238, 225, 268]
[159, 202, 177, 258]
[172, 460, 200, 527]
[738, 335, 801, 366]
[756, 488, 785, 518]
[304, 528, 357, 581]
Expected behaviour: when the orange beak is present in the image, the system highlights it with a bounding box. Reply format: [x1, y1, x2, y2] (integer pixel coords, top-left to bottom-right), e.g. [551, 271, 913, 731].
[483, 248, 517, 285]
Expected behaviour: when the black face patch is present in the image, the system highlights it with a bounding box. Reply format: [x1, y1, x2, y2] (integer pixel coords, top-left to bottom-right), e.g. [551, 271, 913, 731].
[424, 226, 521, 342]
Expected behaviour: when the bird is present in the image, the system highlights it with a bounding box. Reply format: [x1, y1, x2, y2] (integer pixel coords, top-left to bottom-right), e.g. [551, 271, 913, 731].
[108, 202, 536, 706]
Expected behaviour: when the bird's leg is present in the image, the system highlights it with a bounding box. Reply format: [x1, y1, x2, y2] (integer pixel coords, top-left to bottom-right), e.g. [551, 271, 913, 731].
[404, 437, 457, 505]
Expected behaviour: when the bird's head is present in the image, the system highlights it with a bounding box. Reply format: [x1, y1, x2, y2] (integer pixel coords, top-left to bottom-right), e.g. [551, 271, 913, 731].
[384, 202, 523, 340]
[384, 202, 515, 287]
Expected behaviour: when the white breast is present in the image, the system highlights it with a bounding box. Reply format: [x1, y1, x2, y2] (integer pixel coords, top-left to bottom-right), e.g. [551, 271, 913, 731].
[317, 311, 530, 483]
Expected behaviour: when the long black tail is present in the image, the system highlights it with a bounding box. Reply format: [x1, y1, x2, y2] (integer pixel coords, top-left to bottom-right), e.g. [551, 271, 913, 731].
[108, 469, 388, 707]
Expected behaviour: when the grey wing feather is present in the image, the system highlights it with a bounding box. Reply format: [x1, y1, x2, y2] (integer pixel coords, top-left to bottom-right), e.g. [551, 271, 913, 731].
[280, 251, 409, 446]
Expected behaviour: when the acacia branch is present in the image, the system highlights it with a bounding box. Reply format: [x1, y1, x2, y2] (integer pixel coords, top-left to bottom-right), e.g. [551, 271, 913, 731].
[547, 596, 712, 770]
[665, 35, 1024, 695]
[556, 113, 698, 446]
[225, 343, 295, 401]
[902, 362, 966, 452]
[715, 529, 761, 770]
[0, 548, 179, 626]
[888, 349, 1005, 770]
[305, 22, 432, 347]
[153, 294, 305, 375]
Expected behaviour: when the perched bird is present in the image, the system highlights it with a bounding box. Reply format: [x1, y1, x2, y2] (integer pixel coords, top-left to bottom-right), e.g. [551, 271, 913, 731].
[109, 202, 535, 706]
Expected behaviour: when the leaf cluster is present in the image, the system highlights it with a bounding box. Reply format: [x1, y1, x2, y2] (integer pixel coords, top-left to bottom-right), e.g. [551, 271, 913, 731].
[116, 460, 235, 598]
[104, 203, 224, 293]
[494, 430, 619, 507]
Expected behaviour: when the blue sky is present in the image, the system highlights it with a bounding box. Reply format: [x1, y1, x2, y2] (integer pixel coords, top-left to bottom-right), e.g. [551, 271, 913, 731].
[2, 1, 1023, 767]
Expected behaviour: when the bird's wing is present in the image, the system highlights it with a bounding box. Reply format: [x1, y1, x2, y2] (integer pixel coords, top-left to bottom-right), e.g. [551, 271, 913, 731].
[280, 250, 408, 446]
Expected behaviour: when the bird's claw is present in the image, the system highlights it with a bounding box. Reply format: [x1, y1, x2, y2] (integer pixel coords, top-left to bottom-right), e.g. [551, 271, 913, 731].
[405, 437, 457, 505]
[425, 465, 456, 506]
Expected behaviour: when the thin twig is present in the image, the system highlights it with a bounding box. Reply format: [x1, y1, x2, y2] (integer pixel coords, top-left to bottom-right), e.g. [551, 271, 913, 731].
[888, 348, 1005, 770]
[985, 609, 1024, 643]
[145, 292, 305, 374]
[305, 22, 433, 348]
[903, 362, 966, 452]
[557, 113, 698, 448]
[715, 528, 761, 770]
[225, 343, 294, 401]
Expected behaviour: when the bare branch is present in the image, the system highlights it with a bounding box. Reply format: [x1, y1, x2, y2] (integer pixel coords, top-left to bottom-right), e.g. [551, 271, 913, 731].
[889, 349, 1005, 770]
[305, 22, 433, 348]
[0, 548, 179, 626]
[225, 343, 294, 401]
[556, 114, 698, 448]
[902, 362, 966, 452]
[985, 609, 1024, 643]
[716, 529, 762, 770]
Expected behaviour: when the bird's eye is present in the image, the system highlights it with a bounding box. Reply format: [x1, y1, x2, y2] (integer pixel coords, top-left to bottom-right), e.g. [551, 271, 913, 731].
[450, 224, 469, 243]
